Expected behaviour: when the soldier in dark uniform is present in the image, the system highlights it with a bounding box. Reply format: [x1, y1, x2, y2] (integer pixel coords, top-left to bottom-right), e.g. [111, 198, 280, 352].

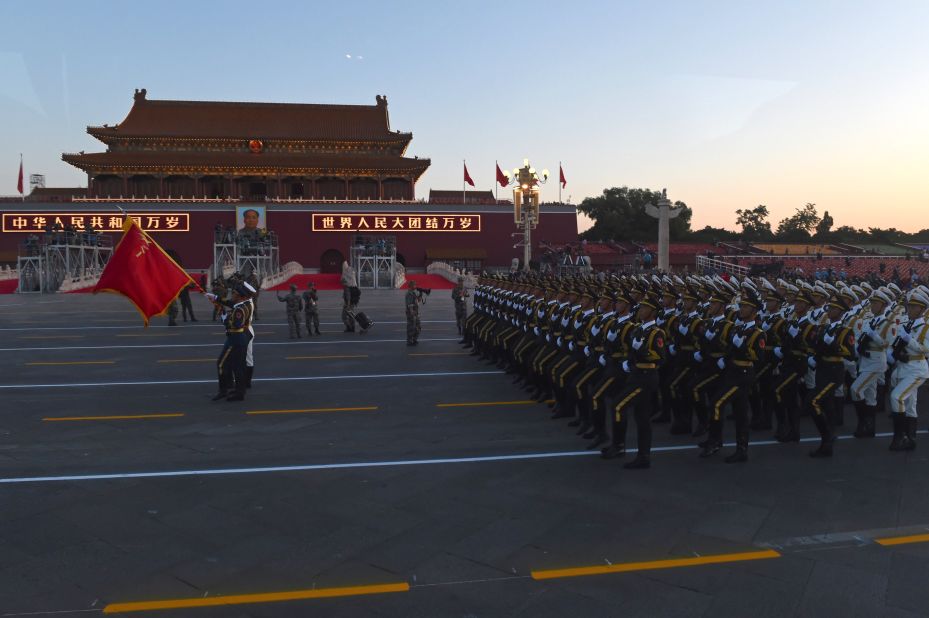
[207, 283, 254, 401]
[608, 292, 665, 470]
[806, 294, 856, 457]
[276, 283, 303, 338]
[689, 286, 734, 438]
[700, 286, 766, 462]
[405, 279, 422, 346]
[773, 289, 815, 443]
[167, 299, 179, 326]
[596, 290, 636, 456]
[302, 282, 321, 336]
[668, 283, 703, 434]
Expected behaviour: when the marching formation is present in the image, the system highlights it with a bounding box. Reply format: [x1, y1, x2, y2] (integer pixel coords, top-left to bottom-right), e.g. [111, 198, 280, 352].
[461, 272, 929, 469]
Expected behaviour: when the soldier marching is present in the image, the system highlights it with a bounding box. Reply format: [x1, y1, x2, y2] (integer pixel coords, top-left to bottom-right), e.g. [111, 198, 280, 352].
[462, 270, 929, 468]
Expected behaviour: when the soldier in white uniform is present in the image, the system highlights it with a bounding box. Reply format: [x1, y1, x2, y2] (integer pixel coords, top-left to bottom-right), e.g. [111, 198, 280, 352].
[850, 287, 894, 437]
[887, 288, 929, 451]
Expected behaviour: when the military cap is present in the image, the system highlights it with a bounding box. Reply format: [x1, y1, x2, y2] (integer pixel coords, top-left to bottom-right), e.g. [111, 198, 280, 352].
[826, 294, 849, 312]
[738, 287, 763, 311]
[638, 292, 660, 310]
[870, 288, 893, 307]
[907, 289, 929, 308]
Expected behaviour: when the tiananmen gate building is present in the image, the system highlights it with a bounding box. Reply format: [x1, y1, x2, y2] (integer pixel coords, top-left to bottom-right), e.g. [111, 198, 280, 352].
[0, 90, 577, 275]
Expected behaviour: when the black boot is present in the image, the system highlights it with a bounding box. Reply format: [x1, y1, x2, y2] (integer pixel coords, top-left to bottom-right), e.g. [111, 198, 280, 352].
[905, 417, 918, 451]
[586, 433, 607, 449]
[889, 414, 907, 451]
[831, 397, 845, 427]
[863, 404, 877, 437]
[244, 366, 254, 390]
[852, 401, 867, 438]
[724, 441, 749, 463]
[699, 421, 723, 458]
[623, 456, 650, 469]
[781, 404, 801, 443]
[809, 414, 834, 458]
[600, 443, 625, 459]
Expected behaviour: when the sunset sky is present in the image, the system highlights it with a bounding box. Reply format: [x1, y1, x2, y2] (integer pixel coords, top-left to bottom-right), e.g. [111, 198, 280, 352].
[2, 0, 927, 232]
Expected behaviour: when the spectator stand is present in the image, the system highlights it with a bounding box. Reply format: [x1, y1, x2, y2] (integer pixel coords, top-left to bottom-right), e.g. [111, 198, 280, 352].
[212, 224, 281, 284]
[17, 230, 113, 293]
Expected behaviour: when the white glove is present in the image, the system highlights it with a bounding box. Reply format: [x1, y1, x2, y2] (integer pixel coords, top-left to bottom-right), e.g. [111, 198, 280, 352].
[568, 341, 575, 351]
[622, 360, 631, 373]
[546, 334, 551, 342]
[706, 329, 717, 341]
[632, 337, 643, 350]
[788, 325, 800, 338]
[205, 292, 217, 301]
[774, 346, 784, 359]
[669, 343, 677, 356]
[607, 329, 618, 342]
[694, 351, 703, 363]
[678, 323, 689, 336]
[598, 354, 606, 366]
[556, 337, 563, 347]
[823, 333, 835, 345]
[584, 345, 591, 357]
[887, 349, 896, 364]
[717, 357, 726, 370]
[808, 356, 817, 369]
[534, 327, 540, 336]
[732, 334, 745, 348]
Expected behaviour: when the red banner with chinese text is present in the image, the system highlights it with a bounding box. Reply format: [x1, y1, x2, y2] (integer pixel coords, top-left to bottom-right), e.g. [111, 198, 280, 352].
[2, 213, 190, 233]
[93, 218, 197, 326]
[312, 213, 481, 232]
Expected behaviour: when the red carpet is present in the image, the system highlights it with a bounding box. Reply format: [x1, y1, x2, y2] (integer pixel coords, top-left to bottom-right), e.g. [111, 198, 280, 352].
[268, 273, 454, 291]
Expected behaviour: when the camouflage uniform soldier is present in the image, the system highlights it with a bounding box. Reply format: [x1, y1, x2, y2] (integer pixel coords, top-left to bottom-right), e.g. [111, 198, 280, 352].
[302, 282, 321, 336]
[211, 276, 227, 321]
[276, 284, 303, 338]
[406, 280, 422, 346]
[452, 276, 469, 336]
[167, 299, 179, 326]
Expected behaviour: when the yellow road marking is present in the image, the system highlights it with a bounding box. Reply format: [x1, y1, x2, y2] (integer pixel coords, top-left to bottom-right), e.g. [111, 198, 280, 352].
[530, 549, 781, 580]
[116, 333, 181, 337]
[246, 406, 378, 416]
[19, 335, 84, 340]
[102, 582, 409, 613]
[875, 533, 929, 546]
[156, 358, 214, 363]
[409, 352, 469, 357]
[43, 413, 185, 422]
[26, 360, 116, 366]
[437, 400, 553, 408]
[285, 354, 368, 360]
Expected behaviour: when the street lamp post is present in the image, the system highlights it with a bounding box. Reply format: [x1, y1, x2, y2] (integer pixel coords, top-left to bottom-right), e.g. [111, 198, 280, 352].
[501, 159, 548, 271]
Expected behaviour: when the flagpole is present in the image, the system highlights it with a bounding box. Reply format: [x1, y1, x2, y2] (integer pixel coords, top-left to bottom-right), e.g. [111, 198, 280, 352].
[558, 161, 562, 204]
[495, 160, 498, 202]
[20, 153, 24, 202]
[462, 159, 466, 204]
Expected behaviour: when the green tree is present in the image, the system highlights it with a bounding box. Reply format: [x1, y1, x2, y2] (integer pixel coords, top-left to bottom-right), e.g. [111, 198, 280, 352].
[735, 205, 773, 241]
[577, 186, 692, 242]
[775, 203, 820, 241]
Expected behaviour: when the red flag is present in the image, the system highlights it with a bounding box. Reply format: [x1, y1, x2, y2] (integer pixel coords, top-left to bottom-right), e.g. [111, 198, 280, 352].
[559, 164, 567, 189]
[463, 162, 475, 187]
[93, 218, 198, 326]
[16, 158, 23, 195]
[495, 163, 508, 187]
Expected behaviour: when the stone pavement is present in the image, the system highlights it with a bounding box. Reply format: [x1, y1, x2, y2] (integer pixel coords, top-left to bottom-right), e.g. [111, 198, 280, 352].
[0, 291, 928, 617]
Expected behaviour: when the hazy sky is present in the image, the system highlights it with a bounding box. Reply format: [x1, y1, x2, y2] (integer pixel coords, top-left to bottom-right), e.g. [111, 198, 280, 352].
[2, 0, 927, 232]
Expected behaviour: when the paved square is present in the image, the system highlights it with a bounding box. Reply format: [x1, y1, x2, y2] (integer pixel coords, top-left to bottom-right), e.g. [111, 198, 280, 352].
[1, 290, 928, 617]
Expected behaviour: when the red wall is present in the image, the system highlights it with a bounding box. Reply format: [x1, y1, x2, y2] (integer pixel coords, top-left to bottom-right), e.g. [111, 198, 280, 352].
[0, 203, 578, 271]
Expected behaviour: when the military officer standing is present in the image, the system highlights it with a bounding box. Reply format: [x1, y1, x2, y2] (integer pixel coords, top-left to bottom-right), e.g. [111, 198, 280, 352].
[276, 283, 303, 338]
[167, 299, 179, 326]
[888, 289, 929, 451]
[452, 276, 469, 336]
[406, 279, 422, 346]
[302, 282, 321, 336]
[207, 283, 254, 401]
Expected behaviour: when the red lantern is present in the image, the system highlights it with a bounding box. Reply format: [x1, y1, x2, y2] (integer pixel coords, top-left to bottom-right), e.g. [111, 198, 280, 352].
[248, 139, 263, 154]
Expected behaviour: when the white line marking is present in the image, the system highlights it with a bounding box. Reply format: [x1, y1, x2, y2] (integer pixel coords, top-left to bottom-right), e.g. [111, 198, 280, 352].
[0, 433, 890, 485]
[0, 337, 460, 353]
[0, 370, 503, 390]
[0, 320, 455, 332]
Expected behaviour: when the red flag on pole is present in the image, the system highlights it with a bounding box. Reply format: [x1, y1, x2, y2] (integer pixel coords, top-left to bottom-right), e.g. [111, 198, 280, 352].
[559, 164, 567, 189]
[93, 218, 198, 326]
[463, 162, 475, 187]
[16, 156, 24, 195]
[495, 163, 508, 187]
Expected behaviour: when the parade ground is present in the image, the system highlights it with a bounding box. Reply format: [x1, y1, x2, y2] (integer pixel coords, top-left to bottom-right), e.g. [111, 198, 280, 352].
[1, 291, 929, 618]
